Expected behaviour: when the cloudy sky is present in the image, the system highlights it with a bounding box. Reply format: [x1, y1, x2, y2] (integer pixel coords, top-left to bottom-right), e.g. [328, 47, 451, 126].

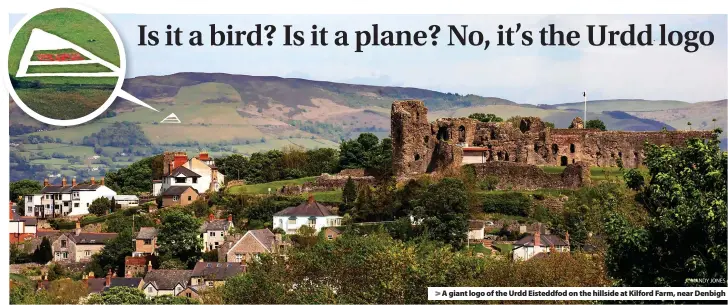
[11, 14, 728, 104]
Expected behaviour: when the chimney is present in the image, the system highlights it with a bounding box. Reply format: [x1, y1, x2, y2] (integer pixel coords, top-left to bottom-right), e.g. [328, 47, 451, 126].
[208, 213, 215, 222]
[147, 261, 153, 273]
[534, 231, 541, 250]
[199, 151, 209, 161]
[227, 214, 233, 222]
[173, 152, 188, 170]
[88, 271, 95, 279]
[307, 194, 314, 205]
[75, 221, 81, 235]
[101, 177, 105, 186]
[168, 161, 174, 174]
[61, 177, 67, 187]
[565, 231, 570, 245]
[72, 178, 77, 187]
[90, 177, 95, 185]
[82, 273, 89, 287]
[105, 269, 112, 287]
[125, 270, 132, 278]
[43, 178, 49, 187]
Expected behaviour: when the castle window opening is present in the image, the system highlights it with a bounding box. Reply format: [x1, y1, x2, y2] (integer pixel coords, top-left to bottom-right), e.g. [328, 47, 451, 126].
[551, 144, 559, 155]
[569, 143, 576, 153]
[560, 156, 568, 166]
[497, 152, 504, 160]
[424, 136, 429, 144]
[572, 158, 575, 164]
[490, 130, 497, 140]
[437, 127, 449, 141]
[519, 119, 531, 133]
[504, 152, 510, 161]
[534, 143, 539, 152]
[618, 151, 623, 159]
[458, 126, 466, 143]
[414, 154, 421, 161]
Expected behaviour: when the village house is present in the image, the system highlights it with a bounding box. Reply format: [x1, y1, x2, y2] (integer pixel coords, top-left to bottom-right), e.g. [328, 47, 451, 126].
[133, 227, 158, 257]
[468, 220, 485, 240]
[69, 177, 117, 216]
[323, 227, 343, 240]
[84, 270, 145, 294]
[9, 202, 37, 244]
[200, 214, 234, 252]
[124, 257, 150, 278]
[24, 178, 74, 218]
[112, 195, 140, 209]
[512, 231, 570, 261]
[219, 228, 287, 263]
[142, 269, 193, 298]
[177, 286, 201, 300]
[190, 261, 245, 288]
[161, 185, 199, 208]
[272, 195, 342, 234]
[152, 152, 225, 196]
[51, 222, 118, 262]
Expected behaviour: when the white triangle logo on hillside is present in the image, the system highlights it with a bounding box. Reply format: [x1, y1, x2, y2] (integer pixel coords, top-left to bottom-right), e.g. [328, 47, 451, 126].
[160, 113, 181, 123]
[17, 29, 120, 78]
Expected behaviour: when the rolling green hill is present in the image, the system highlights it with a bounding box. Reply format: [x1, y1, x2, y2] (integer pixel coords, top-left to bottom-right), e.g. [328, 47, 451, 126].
[9, 72, 725, 182]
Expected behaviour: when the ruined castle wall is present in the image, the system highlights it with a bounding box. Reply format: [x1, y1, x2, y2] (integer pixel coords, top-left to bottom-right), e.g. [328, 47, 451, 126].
[392, 100, 435, 177]
[469, 161, 590, 190]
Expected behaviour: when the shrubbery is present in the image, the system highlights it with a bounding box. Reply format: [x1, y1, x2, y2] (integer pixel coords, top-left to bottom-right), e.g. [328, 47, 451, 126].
[480, 192, 532, 216]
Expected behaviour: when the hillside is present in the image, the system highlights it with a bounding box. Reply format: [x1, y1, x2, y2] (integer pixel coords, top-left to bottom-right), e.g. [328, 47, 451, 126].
[9, 72, 726, 182]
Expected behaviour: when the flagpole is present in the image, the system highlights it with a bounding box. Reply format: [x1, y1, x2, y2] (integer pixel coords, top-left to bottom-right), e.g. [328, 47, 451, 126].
[583, 92, 587, 123]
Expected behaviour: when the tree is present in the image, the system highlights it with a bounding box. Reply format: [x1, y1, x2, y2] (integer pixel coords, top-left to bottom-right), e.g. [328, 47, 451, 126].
[543, 121, 555, 129]
[33, 237, 53, 264]
[85, 286, 146, 304]
[151, 295, 200, 304]
[623, 169, 645, 190]
[160, 258, 188, 270]
[687, 121, 692, 130]
[89, 231, 134, 277]
[89, 197, 112, 216]
[585, 119, 606, 131]
[46, 278, 90, 304]
[606, 136, 727, 286]
[342, 177, 357, 205]
[157, 210, 202, 267]
[413, 178, 469, 249]
[468, 113, 503, 123]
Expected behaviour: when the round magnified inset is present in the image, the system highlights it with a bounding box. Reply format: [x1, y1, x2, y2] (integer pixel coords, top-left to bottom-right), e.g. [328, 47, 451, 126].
[5, 5, 125, 126]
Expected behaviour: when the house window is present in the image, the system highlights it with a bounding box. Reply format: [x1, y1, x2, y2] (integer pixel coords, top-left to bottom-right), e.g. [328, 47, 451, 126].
[192, 178, 198, 183]
[175, 177, 186, 183]
[207, 281, 214, 287]
[214, 242, 219, 248]
[188, 196, 192, 201]
[64, 202, 69, 207]
[186, 293, 191, 298]
[308, 218, 316, 227]
[144, 239, 152, 245]
[27, 207, 33, 213]
[148, 286, 153, 293]
[62, 252, 68, 259]
[288, 218, 296, 225]
[173, 196, 180, 201]
[74, 203, 79, 207]
[209, 232, 216, 237]
[85, 250, 91, 256]
[235, 254, 242, 262]
[327, 235, 333, 240]
[61, 240, 67, 248]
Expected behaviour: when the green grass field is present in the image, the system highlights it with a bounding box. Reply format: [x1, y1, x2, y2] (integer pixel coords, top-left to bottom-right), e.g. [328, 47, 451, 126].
[8, 8, 119, 85]
[539, 166, 628, 181]
[16, 87, 113, 119]
[227, 176, 318, 194]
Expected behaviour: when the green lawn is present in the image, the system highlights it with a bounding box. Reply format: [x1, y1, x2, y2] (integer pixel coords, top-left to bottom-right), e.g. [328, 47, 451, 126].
[469, 244, 492, 255]
[494, 243, 513, 256]
[227, 176, 318, 194]
[539, 166, 638, 181]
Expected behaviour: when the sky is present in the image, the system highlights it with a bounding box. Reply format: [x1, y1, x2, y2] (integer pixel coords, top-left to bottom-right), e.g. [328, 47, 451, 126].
[10, 14, 728, 105]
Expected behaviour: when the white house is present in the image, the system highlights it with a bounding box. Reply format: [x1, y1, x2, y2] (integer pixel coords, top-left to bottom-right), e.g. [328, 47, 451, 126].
[113, 195, 140, 209]
[25, 178, 74, 218]
[468, 220, 485, 240]
[200, 214, 234, 252]
[68, 177, 117, 216]
[512, 231, 570, 261]
[272, 195, 342, 234]
[142, 269, 192, 298]
[152, 152, 224, 197]
[10, 203, 37, 243]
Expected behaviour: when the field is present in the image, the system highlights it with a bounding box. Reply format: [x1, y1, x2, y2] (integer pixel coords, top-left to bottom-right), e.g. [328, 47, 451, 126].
[540, 166, 629, 181]
[16, 87, 113, 119]
[227, 177, 318, 194]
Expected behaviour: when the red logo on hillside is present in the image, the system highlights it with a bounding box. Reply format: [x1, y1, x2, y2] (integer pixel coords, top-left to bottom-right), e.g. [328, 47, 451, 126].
[35, 52, 84, 61]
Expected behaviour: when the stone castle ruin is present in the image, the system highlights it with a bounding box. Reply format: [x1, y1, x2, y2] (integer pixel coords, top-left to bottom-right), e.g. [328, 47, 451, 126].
[391, 100, 715, 181]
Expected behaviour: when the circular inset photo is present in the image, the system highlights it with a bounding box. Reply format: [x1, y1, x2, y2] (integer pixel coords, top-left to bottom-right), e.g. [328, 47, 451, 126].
[7, 7, 123, 122]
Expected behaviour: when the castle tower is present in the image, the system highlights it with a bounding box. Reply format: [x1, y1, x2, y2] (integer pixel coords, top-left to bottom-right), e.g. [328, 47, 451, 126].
[391, 100, 432, 177]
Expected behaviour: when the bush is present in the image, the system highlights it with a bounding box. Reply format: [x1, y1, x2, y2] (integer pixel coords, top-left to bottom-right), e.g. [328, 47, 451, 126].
[480, 192, 532, 216]
[623, 168, 645, 190]
[478, 175, 499, 191]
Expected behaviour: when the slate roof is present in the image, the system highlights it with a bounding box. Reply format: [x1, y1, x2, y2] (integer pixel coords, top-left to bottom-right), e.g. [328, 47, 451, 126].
[469, 220, 485, 230]
[9, 207, 38, 226]
[71, 184, 102, 191]
[67, 232, 118, 244]
[167, 166, 201, 178]
[247, 228, 276, 251]
[87, 278, 106, 293]
[162, 185, 197, 196]
[104, 278, 143, 290]
[273, 200, 336, 217]
[191, 262, 245, 281]
[514, 234, 569, 247]
[136, 227, 158, 240]
[40, 185, 74, 193]
[200, 219, 233, 232]
[144, 269, 192, 290]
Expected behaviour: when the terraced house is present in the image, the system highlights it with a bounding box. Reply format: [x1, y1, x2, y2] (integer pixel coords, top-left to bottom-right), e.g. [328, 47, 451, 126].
[24, 177, 117, 217]
[52, 222, 118, 262]
[200, 214, 234, 252]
